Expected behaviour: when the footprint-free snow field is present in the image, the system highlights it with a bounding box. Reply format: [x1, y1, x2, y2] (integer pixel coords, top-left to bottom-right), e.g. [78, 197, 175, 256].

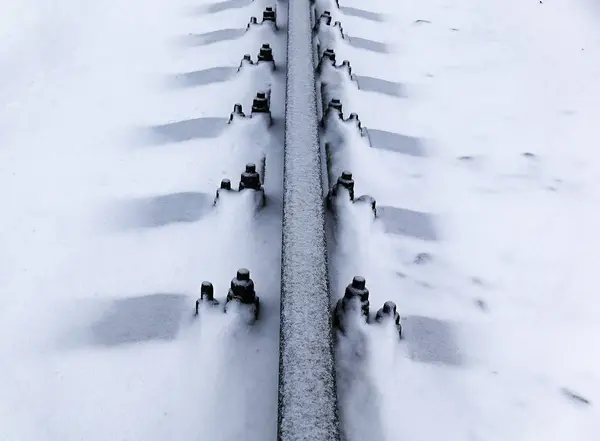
[325, 0, 600, 440]
[2, 0, 600, 440]
[1, 0, 284, 440]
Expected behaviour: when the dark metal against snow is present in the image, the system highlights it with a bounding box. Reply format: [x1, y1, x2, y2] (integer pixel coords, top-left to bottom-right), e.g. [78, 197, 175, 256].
[278, 0, 341, 439]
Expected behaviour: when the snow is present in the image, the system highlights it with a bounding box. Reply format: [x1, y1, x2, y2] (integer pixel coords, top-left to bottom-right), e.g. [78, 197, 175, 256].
[0, 0, 284, 439]
[3, 0, 600, 439]
[279, 0, 340, 439]
[324, 0, 600, 440]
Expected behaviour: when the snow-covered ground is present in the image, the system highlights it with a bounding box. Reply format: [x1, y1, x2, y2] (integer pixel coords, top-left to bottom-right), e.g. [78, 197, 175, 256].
[3, 0, 600, 440]
[0, 0, 284, 439]
[327, 0, 600, 440]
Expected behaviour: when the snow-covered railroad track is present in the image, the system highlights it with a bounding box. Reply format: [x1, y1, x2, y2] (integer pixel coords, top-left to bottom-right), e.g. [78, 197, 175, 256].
[0, 0, 406, 439]
[279, 1, 409, 440]
[3, 0, 600, 440]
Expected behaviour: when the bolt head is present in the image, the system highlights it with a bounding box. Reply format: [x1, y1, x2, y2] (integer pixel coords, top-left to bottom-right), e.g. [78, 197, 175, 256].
[352, 276, 366, 290]
[323, 49, 336, 61]
[237, 268, 250, 281]
[383, 301, 396, 314]
[201, 281, 214, 300]
[329, 99, 343, 113]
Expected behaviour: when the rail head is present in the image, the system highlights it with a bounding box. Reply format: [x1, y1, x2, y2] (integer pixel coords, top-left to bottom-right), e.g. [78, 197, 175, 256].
[278, 0, 341, 440]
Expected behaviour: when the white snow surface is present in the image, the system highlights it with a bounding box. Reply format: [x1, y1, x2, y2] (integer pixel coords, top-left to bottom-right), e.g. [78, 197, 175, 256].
[0, 0, 284, 440]
[3, 0, 600, 440]
[328, 0, 600, 440]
